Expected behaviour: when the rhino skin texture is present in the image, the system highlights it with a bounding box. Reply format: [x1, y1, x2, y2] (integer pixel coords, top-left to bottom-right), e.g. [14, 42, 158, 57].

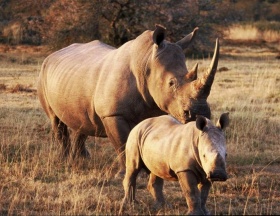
[37, 24, 220, 177]
[120, 113, 229, 215]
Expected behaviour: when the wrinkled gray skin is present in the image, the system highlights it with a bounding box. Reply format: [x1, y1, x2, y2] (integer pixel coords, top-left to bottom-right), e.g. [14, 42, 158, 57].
[37, 24, 219, 176]
[120, 113, 229, 215]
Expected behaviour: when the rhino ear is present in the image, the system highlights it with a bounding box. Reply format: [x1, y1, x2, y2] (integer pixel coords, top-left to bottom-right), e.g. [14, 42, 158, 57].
[196, 115, 207, 131]
[176, 27, 199, 50]
[153, 24, 166, 46]
[186, 63, 198, 81]
[217, 112, 230, 130]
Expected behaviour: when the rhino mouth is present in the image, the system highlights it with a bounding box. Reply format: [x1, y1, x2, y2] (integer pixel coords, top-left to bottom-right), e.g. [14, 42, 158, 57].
[180, 110, 195, 124]
[189, 104, 211, 120]
[178, 109, 202, 124]
[207, 171, 228, 182]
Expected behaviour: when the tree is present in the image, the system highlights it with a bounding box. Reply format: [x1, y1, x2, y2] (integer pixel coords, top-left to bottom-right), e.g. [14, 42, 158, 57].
[44, 0, 230, 55]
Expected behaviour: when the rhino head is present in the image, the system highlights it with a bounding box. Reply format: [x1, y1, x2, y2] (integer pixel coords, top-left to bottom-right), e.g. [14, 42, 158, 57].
[138, 25, 219, 123]
[196, 113, 230, 181]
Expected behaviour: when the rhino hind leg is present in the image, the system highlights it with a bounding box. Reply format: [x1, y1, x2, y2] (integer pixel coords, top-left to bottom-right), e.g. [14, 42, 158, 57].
[119, 165, 142, 214]
[71, 132, 90, 160]
[147, 173, 166, 208]
[122, 163, 142, 203]
[51, 116, 71, 160]
[120, 145, 144, 214]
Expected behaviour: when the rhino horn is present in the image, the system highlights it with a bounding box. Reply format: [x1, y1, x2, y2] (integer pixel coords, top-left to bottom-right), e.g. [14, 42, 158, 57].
[186, 62, 198, 81]
[192, 38, 220, 98]
[176, 27, 199, 50]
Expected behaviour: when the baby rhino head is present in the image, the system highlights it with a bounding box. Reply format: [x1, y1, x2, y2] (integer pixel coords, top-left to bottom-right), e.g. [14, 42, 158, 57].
[196, 113, 230, 181]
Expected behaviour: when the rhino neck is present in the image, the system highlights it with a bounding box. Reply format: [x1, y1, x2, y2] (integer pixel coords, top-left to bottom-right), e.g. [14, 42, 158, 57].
[130, 31, 158, 107]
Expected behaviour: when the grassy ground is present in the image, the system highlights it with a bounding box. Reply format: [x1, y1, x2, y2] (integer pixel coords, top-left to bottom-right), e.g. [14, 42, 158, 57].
[0, 42, 279, 215]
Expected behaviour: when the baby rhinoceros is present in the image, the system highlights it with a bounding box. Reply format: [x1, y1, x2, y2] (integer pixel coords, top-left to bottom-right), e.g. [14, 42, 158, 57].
[120, 113, 229, 215]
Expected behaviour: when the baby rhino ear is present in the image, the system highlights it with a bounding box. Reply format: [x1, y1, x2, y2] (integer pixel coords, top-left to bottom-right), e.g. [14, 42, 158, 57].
[196, 115, 207, 131]
[217, 112, 230, 130]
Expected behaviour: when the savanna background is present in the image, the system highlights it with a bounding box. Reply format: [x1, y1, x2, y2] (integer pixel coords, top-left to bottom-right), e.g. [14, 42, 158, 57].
[0, 0, 279, 215]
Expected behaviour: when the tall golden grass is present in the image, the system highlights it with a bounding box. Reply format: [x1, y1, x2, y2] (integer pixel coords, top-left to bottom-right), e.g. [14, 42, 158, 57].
[0, 44, 279, 215]
[225, 24, 280, 43]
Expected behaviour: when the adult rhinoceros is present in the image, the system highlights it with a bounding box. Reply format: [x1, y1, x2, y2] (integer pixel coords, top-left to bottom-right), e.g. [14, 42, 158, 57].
[37, 24, 219, 176]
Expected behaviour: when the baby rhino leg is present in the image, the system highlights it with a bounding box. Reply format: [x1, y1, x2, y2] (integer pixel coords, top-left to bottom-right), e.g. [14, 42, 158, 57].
[122, 167, 141, 203]
[199, 181, 211, 215]
[147, 173, 165, 207]
[177, 171, 205, 215]
[119, 141, 143, 214]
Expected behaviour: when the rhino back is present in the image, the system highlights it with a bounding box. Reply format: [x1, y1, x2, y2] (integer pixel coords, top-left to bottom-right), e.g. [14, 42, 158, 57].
[38, 40, 138, 135]
[38, 37, 164, 135]
[131, 115, 197, 180]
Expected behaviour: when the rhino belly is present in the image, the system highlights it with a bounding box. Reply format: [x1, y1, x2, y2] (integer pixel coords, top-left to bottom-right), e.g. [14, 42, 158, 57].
[48, 94, 106, 136]
[141, 144, 178, 181]
[45, 75, 106, 136]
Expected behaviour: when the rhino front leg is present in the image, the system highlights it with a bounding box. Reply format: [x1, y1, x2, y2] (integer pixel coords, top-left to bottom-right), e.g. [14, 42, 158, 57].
[199, 181, 211, 215]
[177, 171, 205, 215]
[102, 116, 132, 178]
[147, 173, 165, 208]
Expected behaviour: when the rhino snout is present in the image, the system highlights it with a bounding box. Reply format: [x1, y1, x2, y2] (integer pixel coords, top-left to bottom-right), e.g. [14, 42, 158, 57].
[207, 170, 227, 181]
[183, 110, 192, 123]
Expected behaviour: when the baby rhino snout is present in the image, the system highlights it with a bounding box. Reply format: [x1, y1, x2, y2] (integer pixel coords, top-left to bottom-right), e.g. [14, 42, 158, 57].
[206, 153, 227, 181]
[207, 170, 227, 181]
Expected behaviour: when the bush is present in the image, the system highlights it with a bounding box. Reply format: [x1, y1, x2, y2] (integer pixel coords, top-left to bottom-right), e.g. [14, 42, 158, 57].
[1, 0, 279, 52]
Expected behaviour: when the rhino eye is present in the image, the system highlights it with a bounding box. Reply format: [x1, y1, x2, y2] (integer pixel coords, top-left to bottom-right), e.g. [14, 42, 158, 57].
[225, 153, 228, 157]
[169, 78, 176, 87]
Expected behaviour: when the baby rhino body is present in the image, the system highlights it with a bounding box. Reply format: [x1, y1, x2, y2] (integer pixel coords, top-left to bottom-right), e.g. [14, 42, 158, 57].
[121, 113, 229, 215]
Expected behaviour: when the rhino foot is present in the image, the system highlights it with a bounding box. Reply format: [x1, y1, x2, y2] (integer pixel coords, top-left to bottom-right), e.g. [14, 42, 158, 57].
[152, 201, 172, 210]
[80, 148, 91, 158]
[70, 147, 91, 161]
[119, 198, 139, 214]
[187, 209, 206, 215]
[202, 207, 210, 215]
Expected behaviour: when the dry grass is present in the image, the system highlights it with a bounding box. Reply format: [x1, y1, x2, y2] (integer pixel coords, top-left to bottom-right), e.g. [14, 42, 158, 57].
[0, 43, 279, 215]
[224, 24, 280, 43]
